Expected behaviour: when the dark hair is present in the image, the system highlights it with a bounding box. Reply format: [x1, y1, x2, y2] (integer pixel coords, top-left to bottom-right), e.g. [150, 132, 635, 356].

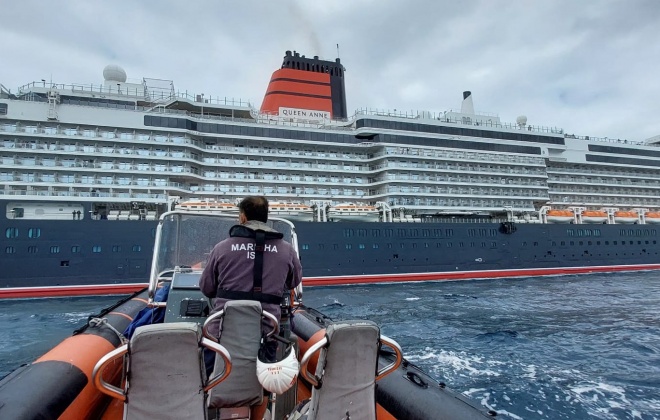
[238, 196, 269, 223]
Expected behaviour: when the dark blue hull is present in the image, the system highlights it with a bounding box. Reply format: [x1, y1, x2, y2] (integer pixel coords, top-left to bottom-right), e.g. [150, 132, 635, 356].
[2, 212, 659, 289]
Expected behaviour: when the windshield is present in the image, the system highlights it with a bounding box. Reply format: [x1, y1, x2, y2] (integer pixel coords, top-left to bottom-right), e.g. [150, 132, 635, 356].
[148, 211, 297, 300]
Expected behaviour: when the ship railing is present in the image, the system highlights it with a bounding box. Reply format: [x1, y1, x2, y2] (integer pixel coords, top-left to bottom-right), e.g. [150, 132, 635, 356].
[353, 108, 563, 135]
[564, 133, 642, 146]
[144, 106, 355, 132]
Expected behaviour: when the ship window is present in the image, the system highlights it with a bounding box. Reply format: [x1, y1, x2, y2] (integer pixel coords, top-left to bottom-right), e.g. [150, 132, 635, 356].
[373, 244, 379, 249]
[93, 246, 102, 253]
[387, 243, 393, 249]
[459, 242, 464, 247]
[0, 103, 7, 115]
[71, 245, 81, 253]
[5, 227, 18, 238]
[534, 242, 539, 246]
[491, 242, 497, 248]
[28, 228, 41, 238]
[5, 246, 15, 254]
[613, 241, 617, 245]
[112, 245, 122, 252]
[318, 244, 325, 250]
[371, 229, 381, 237]
[301, 244, 309, 250]
[561, 241, 565, 246]
[358, 244, 365, 249]
[60, 261, 69, 267]
[447, 243, 453, 247]
[28, 246, 38, 254]
[346, 244, 352, 250]
[132, 245, 142, 252]
[50, 246, 60, 254]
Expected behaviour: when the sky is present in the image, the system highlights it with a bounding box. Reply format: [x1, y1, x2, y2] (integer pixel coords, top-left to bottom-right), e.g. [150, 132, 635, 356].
[2, 0, 660, 142]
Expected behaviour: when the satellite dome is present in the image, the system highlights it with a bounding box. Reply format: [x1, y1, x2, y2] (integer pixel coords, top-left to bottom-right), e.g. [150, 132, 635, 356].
[516, 115, 528, 127]
[103, 64, 127, 83]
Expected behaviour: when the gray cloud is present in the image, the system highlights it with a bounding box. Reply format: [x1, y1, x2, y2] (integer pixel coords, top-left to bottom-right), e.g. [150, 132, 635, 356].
[2, 0, 659, 141]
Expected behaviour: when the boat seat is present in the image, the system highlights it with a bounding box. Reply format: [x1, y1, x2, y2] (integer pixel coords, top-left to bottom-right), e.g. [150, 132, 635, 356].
[93, 322, 231, 420]
[203, 300, 279, 411]
[292, 320, 402, 420]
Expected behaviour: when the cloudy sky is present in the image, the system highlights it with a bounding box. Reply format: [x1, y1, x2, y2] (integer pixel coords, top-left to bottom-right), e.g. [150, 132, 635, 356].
[2, 0, 660, 142]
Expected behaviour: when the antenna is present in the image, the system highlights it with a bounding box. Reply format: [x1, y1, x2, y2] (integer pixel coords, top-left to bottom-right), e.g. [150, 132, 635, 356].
[336, 43, 340, 59]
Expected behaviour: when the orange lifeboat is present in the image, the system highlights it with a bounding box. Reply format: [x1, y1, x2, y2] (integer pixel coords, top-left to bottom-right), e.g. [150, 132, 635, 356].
[268, 202, 314, 222]
[581, 210, 608, 224]
[614, 210, 638, 224]
[546, 209, 574, 223]
[645, 212, 660, 224]
[177, 200, 238, 213]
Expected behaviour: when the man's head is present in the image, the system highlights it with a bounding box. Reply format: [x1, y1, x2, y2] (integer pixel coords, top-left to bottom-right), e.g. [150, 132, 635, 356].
[238, 196, 269, 224]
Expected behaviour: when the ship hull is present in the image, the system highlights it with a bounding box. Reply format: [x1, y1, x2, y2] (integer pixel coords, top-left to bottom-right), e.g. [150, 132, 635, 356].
[2, 200, 660, 297]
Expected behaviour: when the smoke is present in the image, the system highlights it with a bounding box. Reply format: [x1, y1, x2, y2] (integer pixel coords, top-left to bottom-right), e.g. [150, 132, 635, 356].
[287, 1, 322, 57]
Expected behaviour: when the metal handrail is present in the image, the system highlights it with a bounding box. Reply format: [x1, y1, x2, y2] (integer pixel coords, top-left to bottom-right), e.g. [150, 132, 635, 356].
[201, 308, 279, 341]
[92, 333, 233, 398]
[201, 338, 232, 391]
[299, 333, 404, 387]
[92, 344, 129, 401]
[299, 336, 328, 388]
[376, 335, 403, 380]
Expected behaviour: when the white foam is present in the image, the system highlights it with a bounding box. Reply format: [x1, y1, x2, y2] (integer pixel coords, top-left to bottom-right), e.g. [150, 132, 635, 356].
[405, 297, 420, 301]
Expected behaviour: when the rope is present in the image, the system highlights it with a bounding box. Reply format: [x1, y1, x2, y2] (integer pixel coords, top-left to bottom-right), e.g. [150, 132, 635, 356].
[88, 317, 129, 345]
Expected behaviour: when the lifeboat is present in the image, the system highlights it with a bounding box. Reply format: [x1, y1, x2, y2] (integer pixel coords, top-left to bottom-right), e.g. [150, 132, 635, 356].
[546, 209, 575, 223]
[614, 210, 639, 224]
[177, 200, 238, 213]
[645, 211, 660, 224]
[581, 210, 608, 224]
[0, 212, 493, 419]
[268, 202, 315, 222]
[327, 203, 381, 222]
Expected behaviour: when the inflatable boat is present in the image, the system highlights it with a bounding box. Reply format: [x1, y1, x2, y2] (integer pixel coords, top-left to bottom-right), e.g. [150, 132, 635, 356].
[0, 212, 494, 419]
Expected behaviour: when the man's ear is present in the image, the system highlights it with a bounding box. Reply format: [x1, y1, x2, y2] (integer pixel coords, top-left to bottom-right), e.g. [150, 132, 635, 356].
[239, 213, 247, 224]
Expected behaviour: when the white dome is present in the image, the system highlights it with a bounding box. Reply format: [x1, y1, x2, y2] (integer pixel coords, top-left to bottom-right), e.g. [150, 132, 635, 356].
[103, 64, 127, 82]
[516, 115, 528, 126]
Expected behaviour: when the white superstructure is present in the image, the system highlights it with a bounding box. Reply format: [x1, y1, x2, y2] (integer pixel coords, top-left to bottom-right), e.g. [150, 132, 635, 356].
[2, 67, 660, 223]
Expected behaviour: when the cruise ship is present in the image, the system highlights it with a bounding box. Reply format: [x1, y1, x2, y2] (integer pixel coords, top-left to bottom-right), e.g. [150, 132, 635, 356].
[2, 50, 660, 297]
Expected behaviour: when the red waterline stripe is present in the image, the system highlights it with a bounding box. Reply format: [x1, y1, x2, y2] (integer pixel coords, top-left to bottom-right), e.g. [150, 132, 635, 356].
[0, 283, 147, 299]
[301, 264, 660, 286]
[3, 263, 660, 299]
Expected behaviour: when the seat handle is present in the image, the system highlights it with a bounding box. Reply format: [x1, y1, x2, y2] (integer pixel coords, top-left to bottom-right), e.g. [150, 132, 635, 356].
[299, 336, 328, 387]
[92, 344, 129, 401]
[201, 338, 232, 391]
[202, 307, 279, 341]
[376, 335, 403, 381]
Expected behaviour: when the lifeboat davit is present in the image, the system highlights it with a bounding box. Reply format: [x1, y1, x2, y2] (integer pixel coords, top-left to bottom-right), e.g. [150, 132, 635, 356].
[581, 210, 608, 224]
[645, 211, 660, 224]
[614, 211, 638, 224]
[546, 209, 575, 223]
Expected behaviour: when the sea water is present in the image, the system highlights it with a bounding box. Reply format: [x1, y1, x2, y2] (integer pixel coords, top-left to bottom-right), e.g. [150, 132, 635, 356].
[0, 272, 658, 419]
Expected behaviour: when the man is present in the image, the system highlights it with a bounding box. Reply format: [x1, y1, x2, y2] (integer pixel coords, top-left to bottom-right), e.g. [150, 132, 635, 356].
[199, 196, 302, 417]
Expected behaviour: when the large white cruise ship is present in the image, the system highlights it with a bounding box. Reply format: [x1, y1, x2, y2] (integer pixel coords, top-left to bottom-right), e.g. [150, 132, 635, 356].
[2, 50, 660, 297]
